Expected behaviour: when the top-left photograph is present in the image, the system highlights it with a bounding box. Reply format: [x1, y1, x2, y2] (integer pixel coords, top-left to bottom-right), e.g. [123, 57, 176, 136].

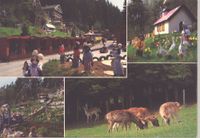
[0, 0, 127, 77]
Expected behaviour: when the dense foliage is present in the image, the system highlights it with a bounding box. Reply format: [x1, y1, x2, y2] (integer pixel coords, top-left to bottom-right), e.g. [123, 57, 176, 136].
[41, 0, 125, 32]
[66, 64, 197, 103]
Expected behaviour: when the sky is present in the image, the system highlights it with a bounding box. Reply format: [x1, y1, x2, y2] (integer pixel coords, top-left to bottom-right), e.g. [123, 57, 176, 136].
[0, 78, 16, 88]
[107, 0, 125, 11]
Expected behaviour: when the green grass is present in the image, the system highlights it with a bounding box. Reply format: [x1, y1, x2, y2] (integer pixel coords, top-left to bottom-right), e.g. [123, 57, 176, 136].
[128, 33, 197, 62]
[0, 26, 70, 38]
[43, 59, 68, 76]
[0, 27, 21, 37]
[65, 104, 197, 137]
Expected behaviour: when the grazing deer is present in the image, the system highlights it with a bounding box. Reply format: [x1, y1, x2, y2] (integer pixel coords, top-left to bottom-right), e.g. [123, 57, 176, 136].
[159, 102, 181, 125]
[105, 110, 144, 133]
[128, 107, 159, 127]
[83, 105, 101, 123]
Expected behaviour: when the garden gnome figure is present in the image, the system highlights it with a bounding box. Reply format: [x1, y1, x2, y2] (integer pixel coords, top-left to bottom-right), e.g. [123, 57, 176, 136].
[136, 35, 145, 57]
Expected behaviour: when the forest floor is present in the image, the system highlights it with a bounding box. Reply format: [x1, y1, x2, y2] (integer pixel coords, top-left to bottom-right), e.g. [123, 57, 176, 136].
[65, 104, 197, 137]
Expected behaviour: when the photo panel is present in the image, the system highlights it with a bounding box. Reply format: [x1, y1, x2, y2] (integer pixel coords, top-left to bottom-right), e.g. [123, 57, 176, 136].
[0, 0, 127, 78]
[0, 77, 64, 137]
[65, 63, 197, 137]
[128, 0, 197, 63]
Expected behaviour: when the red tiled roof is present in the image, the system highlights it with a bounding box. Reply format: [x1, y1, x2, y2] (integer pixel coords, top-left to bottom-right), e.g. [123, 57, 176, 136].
[154, 6, 181, 25]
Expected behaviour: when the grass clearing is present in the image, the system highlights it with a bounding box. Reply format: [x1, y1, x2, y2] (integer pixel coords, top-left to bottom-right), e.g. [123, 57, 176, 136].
[0, 26, 70, 38]
[65, 104, 197, 137]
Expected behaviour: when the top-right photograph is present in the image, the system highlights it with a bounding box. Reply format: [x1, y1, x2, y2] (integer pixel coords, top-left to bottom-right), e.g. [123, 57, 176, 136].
[128, 0, 197, 63]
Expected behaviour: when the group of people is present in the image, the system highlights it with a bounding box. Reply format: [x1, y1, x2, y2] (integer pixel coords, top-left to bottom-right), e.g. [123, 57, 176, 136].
[58, 40, 125, 76]
[23, 50, 44, 77]
[58, 42, 94, 74]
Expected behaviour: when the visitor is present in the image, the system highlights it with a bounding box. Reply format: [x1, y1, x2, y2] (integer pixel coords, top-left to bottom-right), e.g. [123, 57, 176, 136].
[37, 53, 44, 70]
[102, 37, 106, 47]
[58, 44, 65, 64]
[83, 44, 93, 74]
[32, 49, 39, 60]
[22, 61, 29, 76]
[72, 42, 81, 68]
[28, 58, 42, 76]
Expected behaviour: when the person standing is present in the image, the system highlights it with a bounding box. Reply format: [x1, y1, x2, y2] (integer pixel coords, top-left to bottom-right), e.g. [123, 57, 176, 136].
[83, 44, 93, 74]
[111, 45, 124, 76]
[58, 44, 65, 64]
[72, 42, 81, 68]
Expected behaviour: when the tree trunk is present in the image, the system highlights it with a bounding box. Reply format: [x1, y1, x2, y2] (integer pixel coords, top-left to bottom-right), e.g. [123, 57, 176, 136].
[105, 100, 109, 113]
[76, 98, 79, 122]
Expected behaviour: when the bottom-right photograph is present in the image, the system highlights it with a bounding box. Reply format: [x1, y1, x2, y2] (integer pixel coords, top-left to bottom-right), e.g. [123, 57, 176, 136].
[65, 64, 197, 138]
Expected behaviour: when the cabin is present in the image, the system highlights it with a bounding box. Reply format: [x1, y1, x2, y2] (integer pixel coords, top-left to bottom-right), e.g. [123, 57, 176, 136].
[42, 4, 65, 30]
[84, 31, 103, 43]
[154, 5, 196, 35]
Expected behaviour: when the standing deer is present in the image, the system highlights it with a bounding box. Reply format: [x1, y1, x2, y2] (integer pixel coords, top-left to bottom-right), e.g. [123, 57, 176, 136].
[159, 102, 182, 125]
[83, 104, 101, 123]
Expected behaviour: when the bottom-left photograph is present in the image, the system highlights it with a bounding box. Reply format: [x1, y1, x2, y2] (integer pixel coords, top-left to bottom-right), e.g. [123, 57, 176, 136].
[0, 78, 64, 137]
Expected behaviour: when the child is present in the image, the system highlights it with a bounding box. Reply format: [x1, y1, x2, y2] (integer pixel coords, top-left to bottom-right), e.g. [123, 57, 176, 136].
[72, 42, 81, 68]
[28, 58, 42, 76]
[83, 45, 93, 74]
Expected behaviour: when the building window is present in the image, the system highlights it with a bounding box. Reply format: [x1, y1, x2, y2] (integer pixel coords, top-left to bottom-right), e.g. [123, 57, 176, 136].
[157, 23, 165, 32]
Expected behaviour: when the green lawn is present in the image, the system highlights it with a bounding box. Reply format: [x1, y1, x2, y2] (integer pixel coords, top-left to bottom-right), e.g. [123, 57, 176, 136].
[65, 104, 197, 137]
[0, 26, 70, 38]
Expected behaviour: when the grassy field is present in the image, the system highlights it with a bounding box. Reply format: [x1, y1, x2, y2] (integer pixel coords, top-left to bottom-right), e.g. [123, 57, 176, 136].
[128, 33, 197, 62]
[65, 104, 197, 137]
[0, 26, 70, 38]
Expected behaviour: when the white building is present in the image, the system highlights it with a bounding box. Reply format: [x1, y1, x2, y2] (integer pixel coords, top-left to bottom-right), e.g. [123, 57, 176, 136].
[154, 5, 196, 35]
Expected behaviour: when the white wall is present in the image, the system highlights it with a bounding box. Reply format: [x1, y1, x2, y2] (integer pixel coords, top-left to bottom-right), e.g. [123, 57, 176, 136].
[169, 9, 193, 32]
[154, 9, 194, 35]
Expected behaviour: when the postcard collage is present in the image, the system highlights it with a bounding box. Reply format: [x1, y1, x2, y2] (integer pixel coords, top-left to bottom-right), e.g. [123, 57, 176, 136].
[0, 0, 198, 137]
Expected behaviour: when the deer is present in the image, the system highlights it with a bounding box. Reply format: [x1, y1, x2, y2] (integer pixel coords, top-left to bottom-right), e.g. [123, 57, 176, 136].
[105, 110, 145, 133]
[127, 107, 159, 128]
[83, 104, 101, 123]
[159, 102, 182, 125]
